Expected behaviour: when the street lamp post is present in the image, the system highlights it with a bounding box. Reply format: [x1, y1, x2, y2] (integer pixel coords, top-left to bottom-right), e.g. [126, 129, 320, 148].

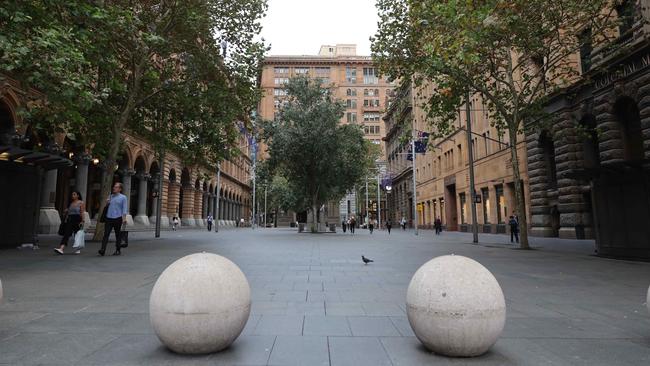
[465, 91, 479, 243]
[264, 184, 267, 228]
[365, 178, 369, 226]
[377, 174, 381, 230]
[215, 162, 221, 233]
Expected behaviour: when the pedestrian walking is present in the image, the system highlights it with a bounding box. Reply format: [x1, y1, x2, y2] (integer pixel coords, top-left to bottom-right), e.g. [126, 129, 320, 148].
[342, 218, 347, 233]
[509, 215, 520, 243]
[172, 216, 179, 231]
[368, 217, 375, 234]
[240, 217, 245, 227]
[54, 190, 86, 255]
[99, 182, 128, 256]
[400, 216, 407, 231]
[349, 217, 356, 234]
[434, 217, 442, 235]
[386, 218, 392, 234]
[207, 215, 213, 231]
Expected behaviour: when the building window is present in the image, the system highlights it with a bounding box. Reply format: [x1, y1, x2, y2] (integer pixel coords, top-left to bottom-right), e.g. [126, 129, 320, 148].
[495, 185, 505, 224]
[346, 112, 357, 123]
[363, 112, 380, 122]
[274, 77, 289, 85]
[274, 67, 289, 74]
[295, 67, 309, 75]
[363, 68, 378, 84]
[346, 99, 357, 109]
[579, 27, 592, 73]
[363, 125, 380, 135]
[459, 193, 467, 224]
[315, 67, 330, 75]
[346, 67, 357, 83]
[346, 88, 357, 96]
[482, 188, 490, 224]
[617, 0, 636, 42]
[273, 88, 287, 96]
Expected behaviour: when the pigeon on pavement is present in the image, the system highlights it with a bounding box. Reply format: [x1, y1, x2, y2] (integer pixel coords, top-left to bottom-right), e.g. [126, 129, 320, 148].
[362, 255, 374, 264]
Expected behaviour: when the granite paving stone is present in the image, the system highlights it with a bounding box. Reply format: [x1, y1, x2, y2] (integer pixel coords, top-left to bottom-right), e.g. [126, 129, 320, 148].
[0, 228, 648, 365]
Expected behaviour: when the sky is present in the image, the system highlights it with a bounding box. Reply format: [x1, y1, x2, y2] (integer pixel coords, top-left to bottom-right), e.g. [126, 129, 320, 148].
[259, 0, 379, 56]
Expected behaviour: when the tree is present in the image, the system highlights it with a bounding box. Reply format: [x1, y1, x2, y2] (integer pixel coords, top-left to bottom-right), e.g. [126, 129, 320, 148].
[372, 0, 621, 248]
[2, 1, 267, 239]
[263, 77, 375, 232]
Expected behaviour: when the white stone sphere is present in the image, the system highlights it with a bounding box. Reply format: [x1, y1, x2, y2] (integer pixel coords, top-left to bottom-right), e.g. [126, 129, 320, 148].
[149, 253, 251, 354]
[406, 255, 506, 357]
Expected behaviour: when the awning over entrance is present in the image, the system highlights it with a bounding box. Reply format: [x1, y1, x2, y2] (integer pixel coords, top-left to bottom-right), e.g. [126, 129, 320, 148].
[0, 145, 72, 170]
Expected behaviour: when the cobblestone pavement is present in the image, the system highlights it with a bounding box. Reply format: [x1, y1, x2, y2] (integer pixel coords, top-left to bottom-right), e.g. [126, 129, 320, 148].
[0, 227, 649, 365]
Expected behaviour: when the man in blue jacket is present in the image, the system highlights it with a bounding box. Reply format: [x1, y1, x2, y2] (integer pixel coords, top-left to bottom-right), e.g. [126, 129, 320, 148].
[99, 182, 129, 256]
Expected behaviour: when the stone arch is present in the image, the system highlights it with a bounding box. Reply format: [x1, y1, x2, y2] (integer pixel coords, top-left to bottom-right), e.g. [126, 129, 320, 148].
[539, 131, 558, 189]
[0, 95, 18, 145]
[613, 96, 644, 163]
[168, 168, 177, 182]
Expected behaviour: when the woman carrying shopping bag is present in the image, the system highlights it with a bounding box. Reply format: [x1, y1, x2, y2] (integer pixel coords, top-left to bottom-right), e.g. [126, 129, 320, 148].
[55, 190, 86, 255]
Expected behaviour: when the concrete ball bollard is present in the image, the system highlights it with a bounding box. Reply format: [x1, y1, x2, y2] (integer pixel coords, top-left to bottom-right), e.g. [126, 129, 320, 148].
[149, 253, 251, 354]
[406, 255, 506, 357]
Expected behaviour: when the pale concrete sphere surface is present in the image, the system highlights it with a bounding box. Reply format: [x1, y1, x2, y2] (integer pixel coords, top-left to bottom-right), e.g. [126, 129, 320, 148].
[0, 278, 3, 303]
[647, 285, 649, 315]
[406, 255, 506, 357]
[150, 253, 251, 354]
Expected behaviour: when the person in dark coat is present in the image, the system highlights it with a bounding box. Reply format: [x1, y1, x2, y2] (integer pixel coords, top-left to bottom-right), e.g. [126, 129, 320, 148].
[342, 218, 347, 233]
[386, 218, 392, 234]
[509, 215, 519, 243]
[434, 218, 442, 235]
[349, 217, 356, 234]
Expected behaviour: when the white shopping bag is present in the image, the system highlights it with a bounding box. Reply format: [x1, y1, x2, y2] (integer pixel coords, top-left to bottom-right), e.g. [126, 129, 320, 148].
[73, 229, 85, 249]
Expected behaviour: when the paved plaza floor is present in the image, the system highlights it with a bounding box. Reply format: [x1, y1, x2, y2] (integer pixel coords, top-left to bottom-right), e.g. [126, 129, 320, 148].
[0, 227, 649, 365]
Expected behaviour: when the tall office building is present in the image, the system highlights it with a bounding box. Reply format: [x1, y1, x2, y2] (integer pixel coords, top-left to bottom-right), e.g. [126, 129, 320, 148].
[258, 45, 394, 225]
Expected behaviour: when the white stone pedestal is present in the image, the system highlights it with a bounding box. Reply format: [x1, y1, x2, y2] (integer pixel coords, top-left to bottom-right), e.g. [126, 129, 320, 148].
[38, 208, 61, 234]
[134, 215, 150, 227]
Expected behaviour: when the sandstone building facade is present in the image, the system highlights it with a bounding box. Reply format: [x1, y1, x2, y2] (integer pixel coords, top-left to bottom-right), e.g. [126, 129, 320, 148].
[1, 75, 253, 246]
[384, 82, 531, 233]
[526, 0, 650, 259]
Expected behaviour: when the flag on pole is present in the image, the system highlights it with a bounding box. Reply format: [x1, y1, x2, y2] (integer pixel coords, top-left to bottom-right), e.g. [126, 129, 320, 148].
[407, 130, 431, 160]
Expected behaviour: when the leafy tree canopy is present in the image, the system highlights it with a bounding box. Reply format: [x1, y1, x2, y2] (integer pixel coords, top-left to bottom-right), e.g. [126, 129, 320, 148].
[262, 77, 376, 229]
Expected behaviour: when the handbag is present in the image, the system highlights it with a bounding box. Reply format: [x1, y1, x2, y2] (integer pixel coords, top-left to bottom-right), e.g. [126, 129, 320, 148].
[100, 198, 110, 223]
[57, 215, 68, 236]
[73, 227, 85, 249]
[57, 221, 66, 236]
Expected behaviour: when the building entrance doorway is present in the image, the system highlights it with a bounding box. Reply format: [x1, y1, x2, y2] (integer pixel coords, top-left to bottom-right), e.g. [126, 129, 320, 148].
[444, 183, 458, 231]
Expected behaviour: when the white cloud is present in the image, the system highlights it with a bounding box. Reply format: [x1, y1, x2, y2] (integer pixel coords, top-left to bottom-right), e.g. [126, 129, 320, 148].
[260, 0, 379, 56]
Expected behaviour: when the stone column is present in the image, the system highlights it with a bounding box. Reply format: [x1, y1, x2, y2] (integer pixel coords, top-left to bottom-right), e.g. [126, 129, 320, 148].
[134, 173, 150, 226]
[74, 154, 91, 206]
[149, 173, 159, 224]
[181, 186, 196, 226]
[38, 169, 61, 234]
[207, 194, 213, 217]
[193, 188, 204, 226]
[120, 169, 135, 226]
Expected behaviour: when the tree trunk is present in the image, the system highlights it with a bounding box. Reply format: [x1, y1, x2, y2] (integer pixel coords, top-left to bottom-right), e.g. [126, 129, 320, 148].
[311, 201, 318, 233]
[91, 61, 146, 241]
[508, 125, 529, 249]
[274, 207, 278, 227]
